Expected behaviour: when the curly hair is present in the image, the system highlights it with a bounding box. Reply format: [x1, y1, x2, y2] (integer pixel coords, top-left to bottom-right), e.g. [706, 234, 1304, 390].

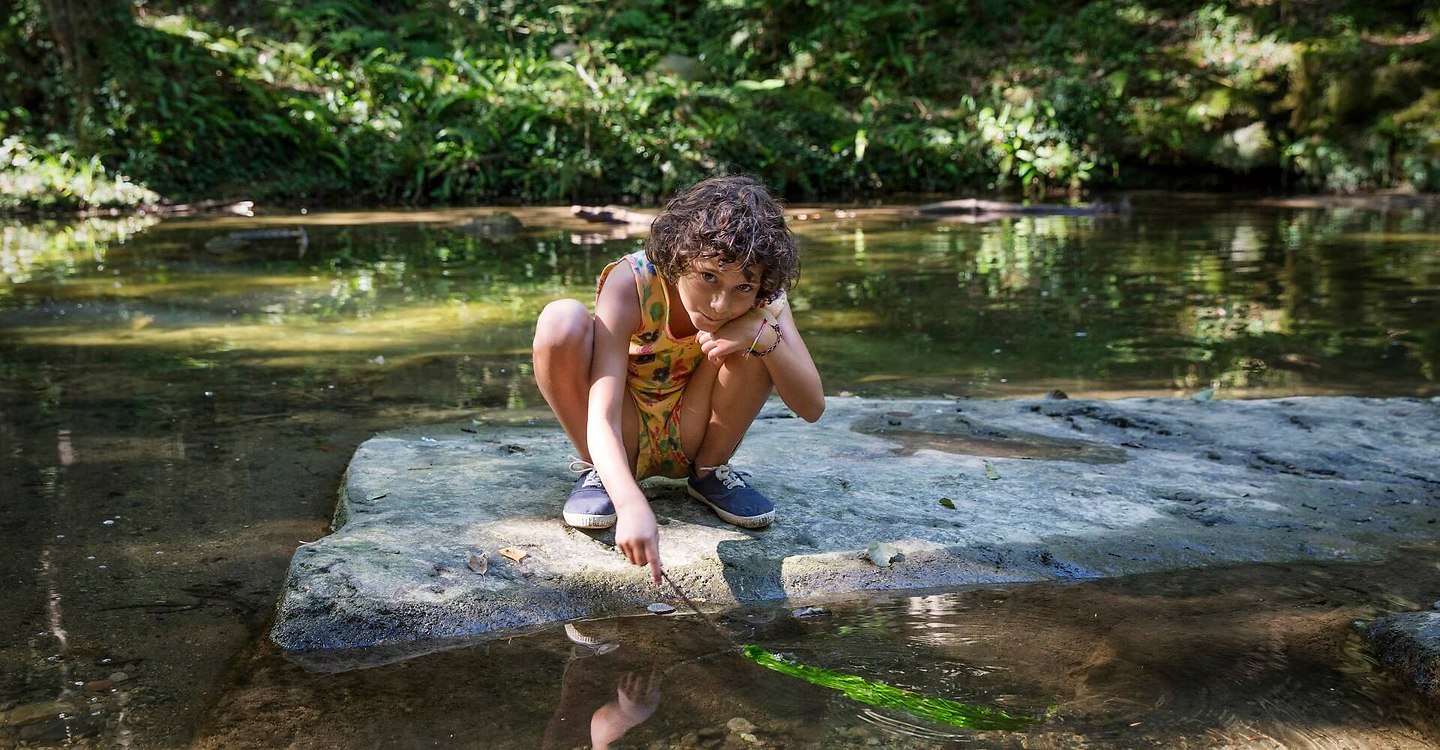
[646, 175, 799, 304]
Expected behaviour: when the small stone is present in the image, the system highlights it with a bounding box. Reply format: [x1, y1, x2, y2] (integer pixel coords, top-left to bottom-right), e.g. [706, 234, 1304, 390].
[740, 732, 760, 744]
[83, 680, 112, 693]
[108, 671, 129, 683]
[646, 603, 675, 615]
[0, 700, 76, 727]
[727, 717, 756, 734]
[697, 726, 724, 740]
[864, 541, 900, 567]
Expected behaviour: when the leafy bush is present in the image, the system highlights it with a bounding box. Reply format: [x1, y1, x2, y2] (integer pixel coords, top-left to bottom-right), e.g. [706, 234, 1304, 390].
[0, 136, 160, 212]
[5, 0, 1438, 208]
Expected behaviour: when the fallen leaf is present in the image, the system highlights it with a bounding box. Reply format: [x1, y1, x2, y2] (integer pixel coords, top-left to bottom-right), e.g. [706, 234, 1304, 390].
[984, 461, 1000, 480]
[938, 497, 956, 509]
[499, 547, 528, 563]
[467, 552, 489, 575]
[865, 541, 900, 567]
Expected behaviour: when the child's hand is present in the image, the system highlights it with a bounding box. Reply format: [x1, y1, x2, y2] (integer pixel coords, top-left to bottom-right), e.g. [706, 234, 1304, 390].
[615, 502, 662, 584]
[696, 311, 765, 364]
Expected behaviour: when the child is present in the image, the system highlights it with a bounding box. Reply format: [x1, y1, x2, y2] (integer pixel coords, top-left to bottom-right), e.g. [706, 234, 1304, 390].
[532, 175, 825, 584]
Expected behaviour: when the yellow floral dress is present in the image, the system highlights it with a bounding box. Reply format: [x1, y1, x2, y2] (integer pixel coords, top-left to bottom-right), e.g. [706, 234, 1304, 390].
[597, 249, 787, 478]
[597, 250, 703, 478]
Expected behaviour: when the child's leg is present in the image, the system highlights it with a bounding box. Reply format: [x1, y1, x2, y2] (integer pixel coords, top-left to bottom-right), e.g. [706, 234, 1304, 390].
[533, 299, 640, 468]
[534, 300, 595, 458]
[678, 351, 773, 475]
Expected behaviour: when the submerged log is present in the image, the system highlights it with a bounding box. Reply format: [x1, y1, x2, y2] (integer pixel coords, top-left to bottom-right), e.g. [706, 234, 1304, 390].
[914, 198, 1129, 218]
[204, 228, 308, 253]
[572, 204, 656, 226]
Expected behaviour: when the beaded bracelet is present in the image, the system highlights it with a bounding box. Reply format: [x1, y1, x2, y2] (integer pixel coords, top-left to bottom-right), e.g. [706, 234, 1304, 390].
[747, 315, 768, 354]
[748, 319, 783, 358]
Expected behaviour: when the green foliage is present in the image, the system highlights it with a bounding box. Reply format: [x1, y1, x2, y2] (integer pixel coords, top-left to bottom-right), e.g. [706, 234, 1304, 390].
[0, 136, 161, 212]
[6, 0, 1439, 207]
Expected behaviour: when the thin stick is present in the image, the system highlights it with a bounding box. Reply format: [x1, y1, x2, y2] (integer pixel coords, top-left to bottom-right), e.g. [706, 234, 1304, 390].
[661, 571, 738, 648]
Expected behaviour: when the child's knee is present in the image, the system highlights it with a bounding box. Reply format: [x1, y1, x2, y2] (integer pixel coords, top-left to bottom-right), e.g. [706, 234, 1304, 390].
[535, 299, 592, 350]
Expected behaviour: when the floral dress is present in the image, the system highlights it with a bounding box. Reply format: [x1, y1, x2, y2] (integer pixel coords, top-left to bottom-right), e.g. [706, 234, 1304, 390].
[597, 250, 788, 478]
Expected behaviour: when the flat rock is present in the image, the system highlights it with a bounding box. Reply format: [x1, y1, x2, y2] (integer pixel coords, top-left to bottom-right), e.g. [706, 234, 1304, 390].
[270, 396, 1440, 671]
[1366, 611, 1440, 700]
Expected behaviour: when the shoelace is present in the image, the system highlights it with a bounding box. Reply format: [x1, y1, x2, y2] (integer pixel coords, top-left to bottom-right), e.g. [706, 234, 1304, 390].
[568, 458, 605, 489]
[698, 464, 748, 490]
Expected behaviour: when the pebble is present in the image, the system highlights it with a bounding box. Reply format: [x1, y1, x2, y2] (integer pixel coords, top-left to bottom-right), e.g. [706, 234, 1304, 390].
[727, 717, 756, 733]
[83, 680, 112, 693]
[108, 671, 129, 683]
[646, 603, 675, 614]
[697, 726, 724, 740]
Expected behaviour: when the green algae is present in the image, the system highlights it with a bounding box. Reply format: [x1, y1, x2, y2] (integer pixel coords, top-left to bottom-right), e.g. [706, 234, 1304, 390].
[740, 645, 1049, 731]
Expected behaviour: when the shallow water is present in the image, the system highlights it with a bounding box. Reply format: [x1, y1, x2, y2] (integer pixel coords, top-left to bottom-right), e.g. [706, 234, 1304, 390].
[1, 198, 1438, 747]
[200, 551, 1440, 749]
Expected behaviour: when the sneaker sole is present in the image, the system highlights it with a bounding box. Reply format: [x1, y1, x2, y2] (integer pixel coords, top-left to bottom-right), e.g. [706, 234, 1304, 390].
[687, 487, 774, 529]
[563, 510, 617, 529]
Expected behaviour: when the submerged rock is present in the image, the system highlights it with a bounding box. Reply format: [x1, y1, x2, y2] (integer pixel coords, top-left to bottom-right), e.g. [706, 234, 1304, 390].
[1365, 612, 1440, 700]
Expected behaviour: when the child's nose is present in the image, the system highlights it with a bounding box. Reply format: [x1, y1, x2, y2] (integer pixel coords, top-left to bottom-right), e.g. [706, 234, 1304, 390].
[713, 292, 746, 316]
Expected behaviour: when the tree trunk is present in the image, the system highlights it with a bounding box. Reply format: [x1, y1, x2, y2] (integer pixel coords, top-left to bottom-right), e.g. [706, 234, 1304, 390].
[41, 0, 130, 147]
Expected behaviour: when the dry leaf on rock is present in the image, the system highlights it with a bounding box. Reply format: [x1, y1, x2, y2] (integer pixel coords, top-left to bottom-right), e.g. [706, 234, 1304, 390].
[499, 547, 528, 562]
[467, 552, 489, 575]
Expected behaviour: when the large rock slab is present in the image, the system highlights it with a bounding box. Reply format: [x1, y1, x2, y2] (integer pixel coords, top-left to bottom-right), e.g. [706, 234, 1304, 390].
[271, 396, 1439, 671]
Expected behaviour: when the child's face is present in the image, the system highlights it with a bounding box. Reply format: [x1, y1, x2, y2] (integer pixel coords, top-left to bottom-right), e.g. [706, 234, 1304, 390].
[674, 257, 763, 333]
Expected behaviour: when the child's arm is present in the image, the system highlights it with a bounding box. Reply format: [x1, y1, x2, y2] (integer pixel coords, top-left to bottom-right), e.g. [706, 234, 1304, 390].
[752, 302, 825, 422]
[697, 300, 825, 422]
[589, 263, 663, 583]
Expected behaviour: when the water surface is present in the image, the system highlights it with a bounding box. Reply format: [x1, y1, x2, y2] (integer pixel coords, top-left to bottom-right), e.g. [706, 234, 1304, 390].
[1, 199, 1437, 747]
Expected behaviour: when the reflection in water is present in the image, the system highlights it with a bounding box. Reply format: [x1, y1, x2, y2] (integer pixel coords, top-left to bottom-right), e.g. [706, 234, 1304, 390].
[0, 202, 1437, 747]
[544, 624, 663, 750]
[185, 552, 1440, 749]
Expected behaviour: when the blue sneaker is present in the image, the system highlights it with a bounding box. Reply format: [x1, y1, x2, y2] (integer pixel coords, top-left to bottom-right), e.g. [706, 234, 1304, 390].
[563, 463, 616, 529]
[687, 465, 774, 528]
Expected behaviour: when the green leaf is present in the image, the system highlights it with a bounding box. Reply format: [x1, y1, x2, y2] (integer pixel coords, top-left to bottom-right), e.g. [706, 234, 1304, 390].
[938, 497, 956, 509]
[984, 461, 1000, 481]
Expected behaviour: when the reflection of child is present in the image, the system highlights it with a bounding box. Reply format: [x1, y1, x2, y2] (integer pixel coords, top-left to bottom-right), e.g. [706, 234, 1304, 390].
[542, 625, 661, 750]
[533, 175, 825, 582]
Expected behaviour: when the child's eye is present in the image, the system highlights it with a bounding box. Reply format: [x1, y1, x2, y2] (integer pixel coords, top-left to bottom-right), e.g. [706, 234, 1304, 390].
[700, 272, 717, 283]
[736, 284, 754, 293]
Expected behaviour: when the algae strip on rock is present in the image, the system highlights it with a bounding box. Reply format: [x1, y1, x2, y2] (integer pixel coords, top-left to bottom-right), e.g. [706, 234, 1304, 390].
[741, 645, 1049, 730]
